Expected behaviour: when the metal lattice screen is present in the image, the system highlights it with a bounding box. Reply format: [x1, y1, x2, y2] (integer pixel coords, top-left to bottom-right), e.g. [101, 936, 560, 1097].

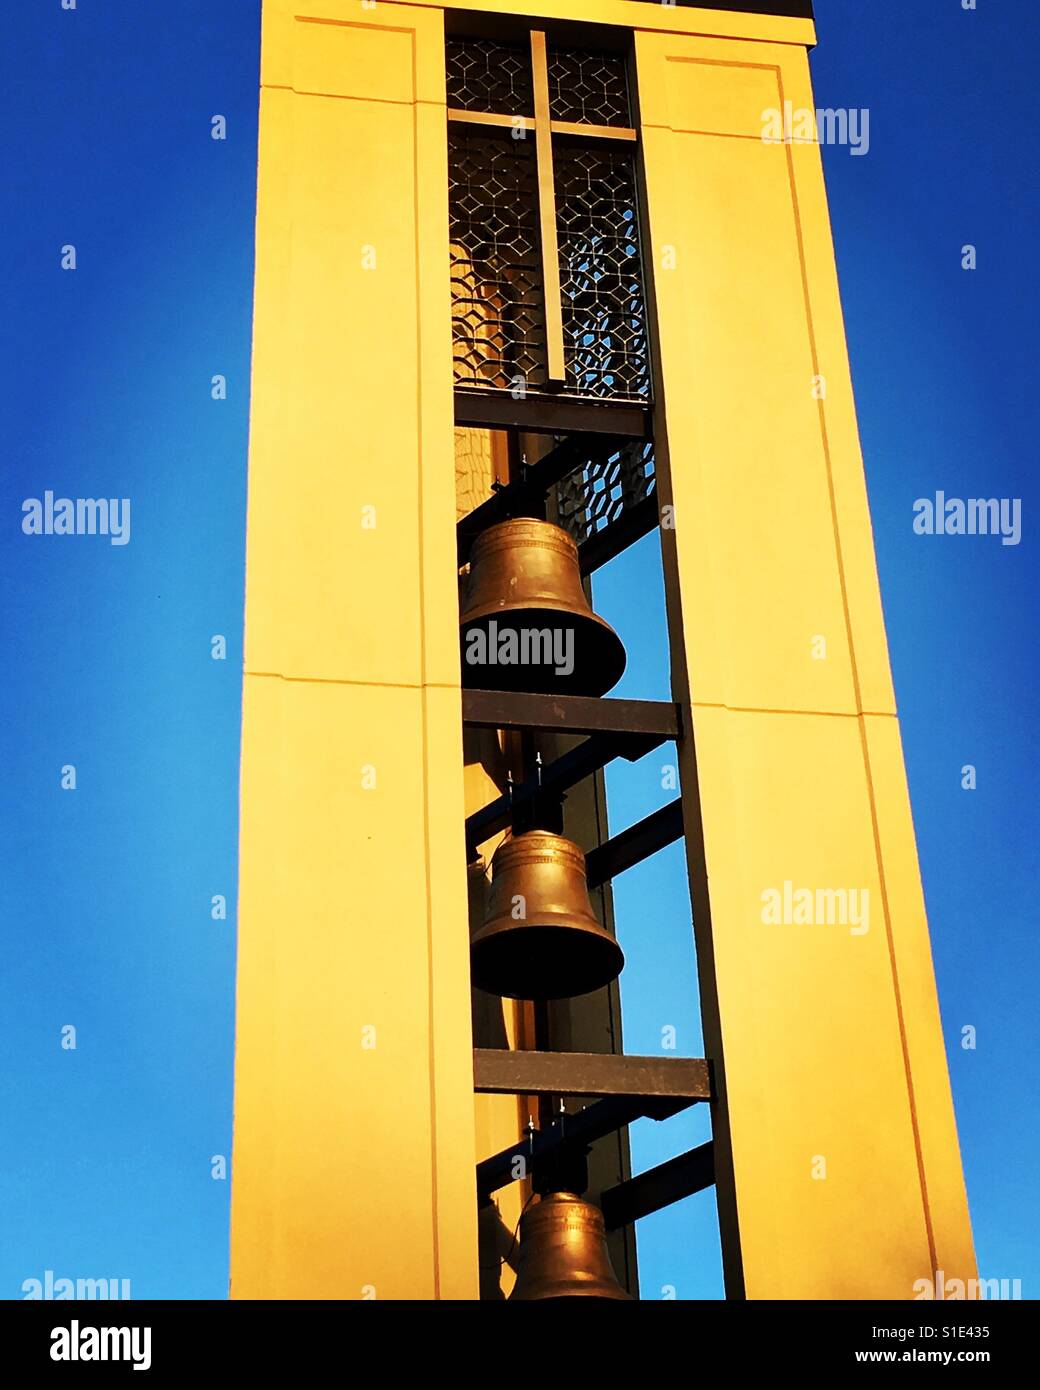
[447, 35, 651, 407]
[446, 36, 533, 117]
[547, 48, 631, 127]
[555, 440, 656, 545]
[555, 143, 649, 401]
[449, 131, 547, 392]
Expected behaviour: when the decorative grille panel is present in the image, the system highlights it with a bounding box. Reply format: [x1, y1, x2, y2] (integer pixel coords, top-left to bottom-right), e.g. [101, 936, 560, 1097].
[555, 143, 649, 401]
[449, 129, 547, 392]
[446, 35, 652, 407]
[446, 38, 534, 117]
[547, 48, 631, 127]
[556, 441, 656, 545]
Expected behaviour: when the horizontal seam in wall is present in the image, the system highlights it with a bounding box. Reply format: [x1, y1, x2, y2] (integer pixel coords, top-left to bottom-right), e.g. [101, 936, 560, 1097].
[641, 122, 811, 143]
[245, 669, 458, 692]
[633, 27, 813, 49]
[261, 82, 444, 108]
[691, 701, 897, 719]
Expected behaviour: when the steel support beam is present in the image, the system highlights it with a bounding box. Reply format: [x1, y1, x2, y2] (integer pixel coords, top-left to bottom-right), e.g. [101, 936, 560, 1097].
[464, 730, 663, 852]
[475, 1093, 694, 1199]
[601, 1142, 716, 1231]
[585, 799, 685, 891]
[454, 392, 649, 441]
[462, 689, 681, 741]
[578, 493, 661, 577]
[473, 1048, 710, 1101]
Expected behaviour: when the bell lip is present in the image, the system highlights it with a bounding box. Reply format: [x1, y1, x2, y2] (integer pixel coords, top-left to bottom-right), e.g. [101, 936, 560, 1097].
[470, 921, 625, 1000]
[509, 1272, 633, 1302]
[459, 596, 616, 630]
[459, 608, 627, 697]
[509, 1289, 634, 1301]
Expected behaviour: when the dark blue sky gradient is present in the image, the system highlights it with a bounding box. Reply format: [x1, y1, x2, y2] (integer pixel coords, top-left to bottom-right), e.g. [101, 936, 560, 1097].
[1, 2, 1035, 1300]
[1, 2, 260, 1300]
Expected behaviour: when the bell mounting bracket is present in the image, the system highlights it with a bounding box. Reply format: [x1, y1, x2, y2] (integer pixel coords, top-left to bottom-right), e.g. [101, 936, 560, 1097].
[473, 1051, 715, 1226]
[463, 690, 682, 858]
[456, 432, 634, 567]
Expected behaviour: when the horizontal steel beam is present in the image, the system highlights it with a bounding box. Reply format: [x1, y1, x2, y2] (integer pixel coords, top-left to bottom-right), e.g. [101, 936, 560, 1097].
[473, 1049, 710, 1101]
[462, 689, 681, 740]
[601, 1142, 716, 1231]
[585, 799, 685, 891]
[454, 391, 650, 440]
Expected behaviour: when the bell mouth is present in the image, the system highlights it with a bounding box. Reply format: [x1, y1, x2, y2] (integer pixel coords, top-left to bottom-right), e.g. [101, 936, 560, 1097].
[470, 922, 625, 1000]
[516, 1292, 633, 1301]
[460, 608, 627, 696]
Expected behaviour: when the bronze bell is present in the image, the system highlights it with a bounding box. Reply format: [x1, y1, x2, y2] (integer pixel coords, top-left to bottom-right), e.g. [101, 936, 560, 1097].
[460, 518, 626, 696]
[471, 830, 624, 1000]
[510, 1191, 632, 1301]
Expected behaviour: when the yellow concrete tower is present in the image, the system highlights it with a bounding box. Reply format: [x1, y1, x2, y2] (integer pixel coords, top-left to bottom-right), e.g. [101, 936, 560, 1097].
[231, 0, 976, 1300]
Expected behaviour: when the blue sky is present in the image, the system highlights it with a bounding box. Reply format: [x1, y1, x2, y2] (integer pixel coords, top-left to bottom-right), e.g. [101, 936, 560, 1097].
[1, 1, 1035, 1300]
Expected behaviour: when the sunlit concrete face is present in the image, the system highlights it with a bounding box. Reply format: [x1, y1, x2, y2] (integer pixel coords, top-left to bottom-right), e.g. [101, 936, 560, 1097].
[232, 1, 476, 1301]
[636, 23, 976, 1297]
[232, 0, 974, 1300]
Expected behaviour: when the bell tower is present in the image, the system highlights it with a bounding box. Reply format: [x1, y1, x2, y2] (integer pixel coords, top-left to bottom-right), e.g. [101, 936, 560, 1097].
[231, 0, 976, 1300]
